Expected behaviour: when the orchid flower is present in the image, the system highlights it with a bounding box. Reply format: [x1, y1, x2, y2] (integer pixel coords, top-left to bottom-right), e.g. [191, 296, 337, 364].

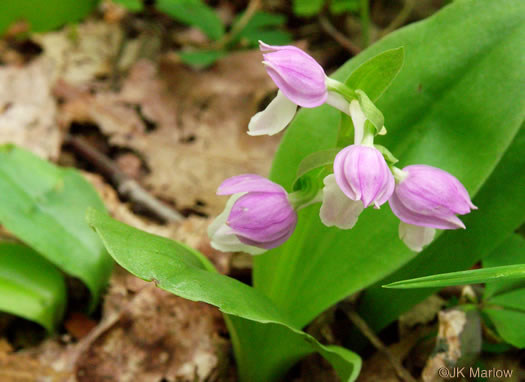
[389, 165, 477, 251]
[248, 41, 350, 136]
[208, 174, 297, 254]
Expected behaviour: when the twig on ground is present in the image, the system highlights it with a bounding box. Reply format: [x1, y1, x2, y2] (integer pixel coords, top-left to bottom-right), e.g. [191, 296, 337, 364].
[65, 134, 184, 223]
[343, 305, 417, 382]
[319, 15, 361, 55]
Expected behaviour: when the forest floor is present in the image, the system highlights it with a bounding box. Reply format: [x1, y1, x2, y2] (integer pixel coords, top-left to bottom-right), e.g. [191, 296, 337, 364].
[0, 1, 523, 381]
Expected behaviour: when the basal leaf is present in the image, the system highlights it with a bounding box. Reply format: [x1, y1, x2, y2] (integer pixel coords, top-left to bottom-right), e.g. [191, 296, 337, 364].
[254, 0, 525, 329]
[0, 243, 66, 331]
[157, 0, 224, 41]
[0, 145, 113, 311]
[383, 265, 525, 289]
[87, 209, 361, 382]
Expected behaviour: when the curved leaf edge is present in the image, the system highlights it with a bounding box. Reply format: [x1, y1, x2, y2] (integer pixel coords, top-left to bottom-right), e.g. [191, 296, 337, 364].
[0, 243, 67, 332]
[86, 208, 361, 382]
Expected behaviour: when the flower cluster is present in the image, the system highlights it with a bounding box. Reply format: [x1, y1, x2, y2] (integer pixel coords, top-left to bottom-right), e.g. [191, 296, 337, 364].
[209, 42, 476, 254]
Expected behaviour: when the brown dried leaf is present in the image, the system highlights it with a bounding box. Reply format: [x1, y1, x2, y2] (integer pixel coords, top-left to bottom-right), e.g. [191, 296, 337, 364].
[32, 22, 123, 86]
[58, 50, 280, 216]
[0, 58, 60, 159]
[422, 309, 482, 382]
[75, 280, 227, 382]
[398, 295, 445, 337]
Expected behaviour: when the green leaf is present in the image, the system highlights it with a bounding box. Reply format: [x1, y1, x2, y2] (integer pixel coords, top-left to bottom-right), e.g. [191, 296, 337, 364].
[487, 289, 525, 313]
[344, 47, 404, 102]
[179, 50, 225, 69]
[113, 0, 143, 12]
[0, 243, 66, 332]
[0, 0, 98, 35]
[483, 309, 525, 348]
[483, 234, 525, 299]
[293, 0, 325, 17]
[156, 0, 224, 41]
[0, 145, 113, 311]
[254, 0, 525, 330]
[86, 209, 361, 382]
[383, 265, 525, 289]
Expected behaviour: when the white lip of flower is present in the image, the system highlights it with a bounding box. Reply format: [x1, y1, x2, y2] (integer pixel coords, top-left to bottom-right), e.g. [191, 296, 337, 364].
[398, 222, 436, 252]
[319, 174, 364, 229]
[207, 194, 266, 255]
[247, 87, 352, 137]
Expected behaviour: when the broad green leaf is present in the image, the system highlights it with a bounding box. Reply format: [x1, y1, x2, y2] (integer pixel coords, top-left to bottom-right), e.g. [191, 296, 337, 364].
[293, 0, 325, 17]
[483, 309, 525, 348]
[254, 0, 525, 329]
[383, 265, 525, 289]
[87, 209, 361, 382]
[0, 0, 98, 35]
[0, 243, 66, 332]
[157, 0, 224, 41]
[344, 47, 404, 102]
[483, 235, 525, 299]
[0, 145, 113, 311]
[487, 289, 525, 313]
[113, 0, 143, 12]
[179, 50, 225, 69]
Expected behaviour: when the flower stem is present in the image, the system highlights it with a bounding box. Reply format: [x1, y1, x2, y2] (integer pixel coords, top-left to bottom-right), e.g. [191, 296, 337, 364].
[326, 78, 357, 102]
[392, 166, 408, 183]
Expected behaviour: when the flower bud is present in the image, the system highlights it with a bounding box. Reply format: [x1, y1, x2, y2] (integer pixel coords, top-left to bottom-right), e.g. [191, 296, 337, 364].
[333, 145, 395, 208]
[389, 165, 477, 230]
[208, 174, 297, 254]
[260, 41, 327, 108]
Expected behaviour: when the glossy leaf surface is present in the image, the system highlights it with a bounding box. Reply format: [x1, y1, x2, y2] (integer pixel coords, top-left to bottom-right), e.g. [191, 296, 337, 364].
[383, 264, 525, 289]
[87, 209, 361, 382]
[0, 145, 113, 311]
[0, 243, 66, 331]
